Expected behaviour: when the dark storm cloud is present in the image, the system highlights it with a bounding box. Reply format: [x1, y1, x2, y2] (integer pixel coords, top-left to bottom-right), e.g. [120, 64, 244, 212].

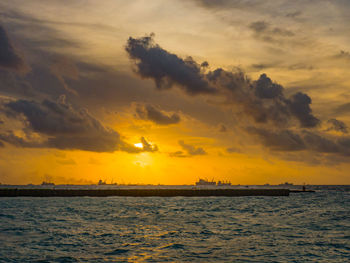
[326, 119, 348, 134]
[178, 140, 207, 156]
[127, 36, 320, 129]
[0, 25, 28, 72]
[125, 34, 216, 95]
[1, 96, 149, 153]
[136, 104, 180, 125]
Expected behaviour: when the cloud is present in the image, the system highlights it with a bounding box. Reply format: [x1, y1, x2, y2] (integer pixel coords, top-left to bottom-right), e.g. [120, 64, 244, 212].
[125, 34, 216, 95]
[178, 140, 207, 156]
[124, 35, 344, 163]
[226, 147, 241, 153]
[334, 102, 350, 115]
[193, 0, 263, 10]
[217, 71, 319, 128]
[248, 127, 350, 157]
[140, 137, 158, 152]
[326, 119, 348, 134]
[248, 127, 306, 152]
[249, 21, 269, 33]
[169, 150, 187, 158]
[288, 92, 320, 128]
[0, 96, 149, 153]
[303, 131, 340, 153]
[136, 104, 180, 125]
[254, 73, 283, 99]
[286, 11, 302, 18]
[56, 158, 76, 165]
[0, 25, 28, 72]
[50, 57, 79, 95]
[338, 137, 350, 153]
[287, 63, 314, 71]
[250, 62, 314, 72]
[250, 63, 273, 71]
[249, 20, 294, 43]
[127, 36, 320, 129]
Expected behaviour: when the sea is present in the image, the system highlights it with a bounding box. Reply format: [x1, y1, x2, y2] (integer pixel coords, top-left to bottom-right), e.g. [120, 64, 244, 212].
[0, 185, 349, 262]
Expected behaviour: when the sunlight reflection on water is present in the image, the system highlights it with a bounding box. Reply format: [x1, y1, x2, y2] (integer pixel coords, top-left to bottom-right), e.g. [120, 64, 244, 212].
[0, 189, 349, 262]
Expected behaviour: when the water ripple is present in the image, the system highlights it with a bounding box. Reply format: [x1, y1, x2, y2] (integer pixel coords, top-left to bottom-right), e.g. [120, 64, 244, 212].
[0, 190, 349, 262]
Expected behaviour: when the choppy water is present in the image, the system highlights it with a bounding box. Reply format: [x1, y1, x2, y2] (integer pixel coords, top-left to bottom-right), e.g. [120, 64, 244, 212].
[0, 188, 349, 262]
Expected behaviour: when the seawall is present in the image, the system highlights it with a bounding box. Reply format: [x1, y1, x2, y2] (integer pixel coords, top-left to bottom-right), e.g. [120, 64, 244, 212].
[0, 188, 290, 197]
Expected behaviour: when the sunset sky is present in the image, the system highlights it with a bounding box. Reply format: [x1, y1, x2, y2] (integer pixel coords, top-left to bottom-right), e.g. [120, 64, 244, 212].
[0, 0, 350, 185]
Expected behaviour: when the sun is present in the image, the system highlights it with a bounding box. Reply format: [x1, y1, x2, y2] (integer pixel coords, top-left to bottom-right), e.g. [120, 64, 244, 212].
[134, 143, 143, 149]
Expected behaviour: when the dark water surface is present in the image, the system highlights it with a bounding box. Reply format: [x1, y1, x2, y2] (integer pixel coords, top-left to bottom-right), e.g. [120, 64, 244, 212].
[0, 188, 349, 262]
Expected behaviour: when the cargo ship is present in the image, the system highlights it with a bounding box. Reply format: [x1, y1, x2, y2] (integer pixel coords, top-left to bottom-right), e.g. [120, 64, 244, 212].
[195, 178, 216, 186]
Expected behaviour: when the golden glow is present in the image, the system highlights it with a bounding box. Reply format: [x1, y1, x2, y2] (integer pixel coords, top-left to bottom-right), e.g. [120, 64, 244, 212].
[134, 143, 143, 149]
[0, 1, 349, 185]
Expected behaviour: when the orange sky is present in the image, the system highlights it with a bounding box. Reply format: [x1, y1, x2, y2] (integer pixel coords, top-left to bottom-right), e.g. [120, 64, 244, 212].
[0, 0, 350, 185]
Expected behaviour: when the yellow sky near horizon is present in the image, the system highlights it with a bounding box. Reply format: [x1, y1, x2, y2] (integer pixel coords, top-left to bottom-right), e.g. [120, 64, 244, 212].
[0, 0, 350, 185]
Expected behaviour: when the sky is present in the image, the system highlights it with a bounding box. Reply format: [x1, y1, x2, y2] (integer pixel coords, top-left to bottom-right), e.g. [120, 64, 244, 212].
[0, 0, 350, 185]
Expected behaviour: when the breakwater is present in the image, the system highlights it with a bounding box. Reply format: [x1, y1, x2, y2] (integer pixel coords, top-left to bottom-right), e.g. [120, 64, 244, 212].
[0, 188, 290, 197]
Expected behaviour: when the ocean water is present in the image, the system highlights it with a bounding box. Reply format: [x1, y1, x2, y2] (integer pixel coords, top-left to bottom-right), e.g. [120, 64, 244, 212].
[0, 188, 349, 262]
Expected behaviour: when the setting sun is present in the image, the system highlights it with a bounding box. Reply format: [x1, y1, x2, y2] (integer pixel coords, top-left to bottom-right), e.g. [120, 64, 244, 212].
[134, 143, 143, 149]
